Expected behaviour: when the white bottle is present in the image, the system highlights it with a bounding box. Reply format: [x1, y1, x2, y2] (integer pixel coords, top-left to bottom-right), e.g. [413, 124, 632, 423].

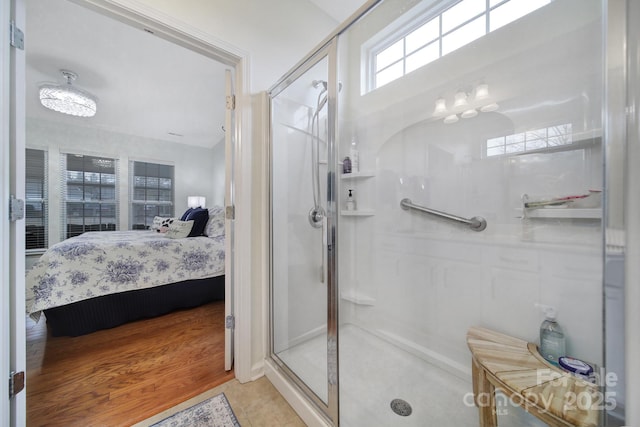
[536, 304, 566, 366]
[349, 137, 360, 173]
[346, 189, 356, 211]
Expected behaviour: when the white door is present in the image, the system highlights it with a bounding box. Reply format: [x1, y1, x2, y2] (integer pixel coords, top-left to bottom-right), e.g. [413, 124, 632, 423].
[224, 69, 235, 371]
[2, 0, 27, 424]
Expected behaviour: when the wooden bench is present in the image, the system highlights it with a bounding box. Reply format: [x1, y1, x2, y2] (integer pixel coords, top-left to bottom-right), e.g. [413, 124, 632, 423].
[467, 326, 601, 427]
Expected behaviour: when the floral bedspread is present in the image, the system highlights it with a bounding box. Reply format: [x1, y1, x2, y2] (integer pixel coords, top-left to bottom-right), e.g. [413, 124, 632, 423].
[26, 230, 225, 321]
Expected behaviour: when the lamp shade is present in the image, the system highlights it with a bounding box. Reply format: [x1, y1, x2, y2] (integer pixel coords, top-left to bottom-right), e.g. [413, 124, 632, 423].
[187, 196, 206, 208]
[453, 91, 468, 110]
[443, 114, 459, 124]
[474, 84, 490, 100]
[39, 70, 97, 117]
[433, 98, 447, 117]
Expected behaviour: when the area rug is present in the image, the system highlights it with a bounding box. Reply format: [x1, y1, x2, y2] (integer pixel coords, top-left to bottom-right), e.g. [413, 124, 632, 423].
[151, 393, 240, 427]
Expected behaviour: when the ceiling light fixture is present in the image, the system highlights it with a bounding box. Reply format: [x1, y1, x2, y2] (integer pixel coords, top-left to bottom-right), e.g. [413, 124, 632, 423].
[39, 70, 97, 117]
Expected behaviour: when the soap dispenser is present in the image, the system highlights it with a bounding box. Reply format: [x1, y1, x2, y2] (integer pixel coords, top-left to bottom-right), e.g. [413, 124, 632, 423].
[536, 304, 566, 365]
[346, 189, 356, 211]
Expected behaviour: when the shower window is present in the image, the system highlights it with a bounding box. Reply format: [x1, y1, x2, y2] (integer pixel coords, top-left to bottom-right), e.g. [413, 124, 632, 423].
[366, 0, 553, 91]
[486, 123, 574, 157]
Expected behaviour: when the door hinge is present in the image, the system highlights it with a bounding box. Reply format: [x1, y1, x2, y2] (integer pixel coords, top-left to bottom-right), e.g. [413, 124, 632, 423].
[9, 20, 24, 50]
[225, 315, 235, 329]
[9, 371, 25, 398]
[9, 195, 24, 222]
[225, 205, 235, 220]
[226, 94, 235, 110]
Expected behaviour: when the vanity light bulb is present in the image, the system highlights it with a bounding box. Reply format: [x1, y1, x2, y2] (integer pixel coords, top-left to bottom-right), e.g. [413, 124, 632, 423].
[453, 91, 468, 110]
[480, 103, 499, 112]
[475, 84, 490, 100]
[443, 114, 459, 124]
[433, 98, 447, 117]
[461, 109, 478, 119]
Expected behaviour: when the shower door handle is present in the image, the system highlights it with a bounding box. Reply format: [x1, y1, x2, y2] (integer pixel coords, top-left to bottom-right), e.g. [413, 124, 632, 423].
[320, 216, 327, 283]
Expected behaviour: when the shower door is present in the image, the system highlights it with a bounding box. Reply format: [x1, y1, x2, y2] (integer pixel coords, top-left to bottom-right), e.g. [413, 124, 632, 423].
[270, 42, 339, 423]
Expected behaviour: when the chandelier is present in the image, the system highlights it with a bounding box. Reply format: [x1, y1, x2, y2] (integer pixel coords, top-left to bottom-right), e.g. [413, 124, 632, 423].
[39, 70, 97, 117]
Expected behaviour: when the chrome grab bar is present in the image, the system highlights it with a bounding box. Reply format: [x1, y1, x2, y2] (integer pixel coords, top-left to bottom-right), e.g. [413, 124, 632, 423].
[400, 198, 487, 232]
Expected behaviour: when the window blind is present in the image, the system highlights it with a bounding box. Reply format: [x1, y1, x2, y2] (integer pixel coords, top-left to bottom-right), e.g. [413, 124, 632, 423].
[25, 148, 48, 250]
[61, 153, 119, 239]
[130, 161, 175, 229]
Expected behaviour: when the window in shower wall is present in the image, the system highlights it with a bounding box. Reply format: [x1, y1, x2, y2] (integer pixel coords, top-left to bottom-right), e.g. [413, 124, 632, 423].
[367, 0, 553, 91]
[486, 123, 573, 157]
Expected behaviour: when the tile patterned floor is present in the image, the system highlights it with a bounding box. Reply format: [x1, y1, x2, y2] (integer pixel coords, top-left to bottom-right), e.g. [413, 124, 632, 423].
[134, 376, 306, 427]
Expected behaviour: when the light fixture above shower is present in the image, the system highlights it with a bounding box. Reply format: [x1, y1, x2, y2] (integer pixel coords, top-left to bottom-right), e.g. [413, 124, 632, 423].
[432, 83, 499, 124]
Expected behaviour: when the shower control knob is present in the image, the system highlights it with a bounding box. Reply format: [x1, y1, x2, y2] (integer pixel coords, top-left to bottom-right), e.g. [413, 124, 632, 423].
[308, 207, 325, 228]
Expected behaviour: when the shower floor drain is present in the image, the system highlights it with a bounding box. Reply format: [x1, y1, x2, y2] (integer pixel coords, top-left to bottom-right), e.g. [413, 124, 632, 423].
[390, 398, 412, 416]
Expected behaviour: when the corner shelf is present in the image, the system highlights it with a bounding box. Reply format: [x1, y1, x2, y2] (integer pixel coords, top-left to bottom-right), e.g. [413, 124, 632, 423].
[340, 171, 375, 180]
[341, 210, 375, 217]
[524, 208, 601, 219]
[340, 291, 375, 306]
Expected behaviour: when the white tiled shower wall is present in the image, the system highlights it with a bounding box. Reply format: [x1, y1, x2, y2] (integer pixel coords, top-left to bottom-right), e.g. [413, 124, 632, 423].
[337, 0, 604, 375]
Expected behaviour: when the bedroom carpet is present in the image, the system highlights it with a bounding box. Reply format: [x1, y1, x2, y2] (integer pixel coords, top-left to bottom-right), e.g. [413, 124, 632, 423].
[151, 393, 240, 427]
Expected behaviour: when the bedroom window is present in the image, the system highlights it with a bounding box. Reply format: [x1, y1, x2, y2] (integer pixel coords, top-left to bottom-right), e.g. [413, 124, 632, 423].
[130, 161, 174, 230]
[26, 148, 48, 251]
[62, 154, 118, 239]
[367, 0, 552, 91]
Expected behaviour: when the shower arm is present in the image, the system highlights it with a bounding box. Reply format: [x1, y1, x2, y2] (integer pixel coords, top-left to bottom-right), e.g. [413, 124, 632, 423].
[400, 198, 487, 232]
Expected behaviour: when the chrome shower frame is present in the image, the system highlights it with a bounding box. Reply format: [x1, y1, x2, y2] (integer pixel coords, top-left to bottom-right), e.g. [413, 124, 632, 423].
[268, 38, 341, 425]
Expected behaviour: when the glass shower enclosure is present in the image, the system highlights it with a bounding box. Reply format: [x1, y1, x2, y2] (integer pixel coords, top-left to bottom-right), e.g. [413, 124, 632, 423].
[269, 0, 621, 425]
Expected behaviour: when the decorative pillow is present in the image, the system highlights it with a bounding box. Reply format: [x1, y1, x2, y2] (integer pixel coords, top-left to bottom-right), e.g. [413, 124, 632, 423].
[205, 206, 225, 238]
[185, 207, 209, 237]
[151, 216, 175, 232]
[165, 220, 194, 239]
[180, 208, 194, 221]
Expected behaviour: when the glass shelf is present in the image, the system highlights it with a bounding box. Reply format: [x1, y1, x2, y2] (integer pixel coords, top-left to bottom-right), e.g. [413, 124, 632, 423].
[340, 291, 375, 306]
[340, 171, 375, 179]
[524, 208, 601, 219]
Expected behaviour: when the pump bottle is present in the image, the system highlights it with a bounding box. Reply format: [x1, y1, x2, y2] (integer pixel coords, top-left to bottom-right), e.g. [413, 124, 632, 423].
[346, 189, 356, 211]
[536, 304, 566, 365]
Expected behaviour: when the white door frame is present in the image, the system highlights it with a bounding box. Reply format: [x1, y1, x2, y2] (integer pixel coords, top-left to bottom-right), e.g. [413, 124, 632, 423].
[71, 0, 255, 382]
[2, 0, 27, 424]
[2, 2, 254, 422]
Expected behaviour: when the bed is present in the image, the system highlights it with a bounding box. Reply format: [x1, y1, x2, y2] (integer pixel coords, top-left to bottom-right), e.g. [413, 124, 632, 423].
[26, 207, 226, 336]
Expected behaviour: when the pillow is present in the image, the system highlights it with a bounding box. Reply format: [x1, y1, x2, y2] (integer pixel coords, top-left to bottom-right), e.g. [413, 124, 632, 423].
[165, 220, 194, 239]
[184, 207, 209, 237]
[205, 206, 225, 238]
[180, 208, 194, 221]
[151, 216, 175, 232]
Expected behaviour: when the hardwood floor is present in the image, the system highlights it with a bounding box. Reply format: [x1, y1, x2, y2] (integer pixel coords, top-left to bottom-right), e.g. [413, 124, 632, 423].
[26, 301, 235, 427]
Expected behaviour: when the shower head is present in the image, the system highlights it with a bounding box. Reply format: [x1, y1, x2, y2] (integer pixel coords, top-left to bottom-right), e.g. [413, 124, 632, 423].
[312, 80, 343, 92]
[312, 80, 328, 91]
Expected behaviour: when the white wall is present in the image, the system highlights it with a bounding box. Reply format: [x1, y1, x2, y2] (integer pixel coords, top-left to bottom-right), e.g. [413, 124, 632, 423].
[336, 0, 605, 374]
[107, 0, 341, 92]
[27, 118, 221, 245]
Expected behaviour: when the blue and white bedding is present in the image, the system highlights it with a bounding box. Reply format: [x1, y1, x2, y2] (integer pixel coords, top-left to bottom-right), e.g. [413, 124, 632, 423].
[26, 230, 225, 321]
